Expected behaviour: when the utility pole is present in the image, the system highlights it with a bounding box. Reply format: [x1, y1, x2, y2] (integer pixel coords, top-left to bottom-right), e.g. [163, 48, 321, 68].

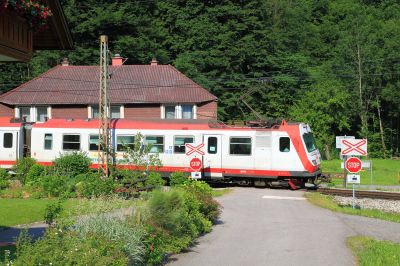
[98, 35, 110, 178]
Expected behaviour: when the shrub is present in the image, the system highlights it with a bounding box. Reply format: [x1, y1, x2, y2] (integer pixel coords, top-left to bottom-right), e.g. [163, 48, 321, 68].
[13, 157, 37, 184]
[169, 172, 189, 186]
[44, 200, 63, 225]
[0, 168, 9, 190]
[74, 173, 116, 198]
[73, 214, 146, 265]
[25, 164, 45, 184]
[182, 180, 221, 222]
[12, 229, 128, 266]
[145, 172, 166, 188]
[41, 175, 74, 198]
[146, 188, 211, 249]
[53, 151, 91, 177]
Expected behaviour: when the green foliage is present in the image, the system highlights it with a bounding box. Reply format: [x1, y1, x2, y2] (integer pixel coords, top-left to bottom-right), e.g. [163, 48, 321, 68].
[144, 187, 214, 264]
[40, 175, 74, 198]
[13, 158, 37, 184]
[53, 151, 92, 177]
[25, 164, 45, 184]
[73, 214, 146, 265]
[169, 172, 189, 186]
[44, 200, 64, 225]
[181, 181, 221, 222]
[0, 169, 9, 190]
[74, 173, 116, 198]
[145, 172, 166, 187]
[12, 229, 129, 266]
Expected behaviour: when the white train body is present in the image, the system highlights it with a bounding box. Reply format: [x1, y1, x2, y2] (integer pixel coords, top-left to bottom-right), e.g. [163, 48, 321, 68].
[0, 118, 23, 168]
[0, 118, 322, 184]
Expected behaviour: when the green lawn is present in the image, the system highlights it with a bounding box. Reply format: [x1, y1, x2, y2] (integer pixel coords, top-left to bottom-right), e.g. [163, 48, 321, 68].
[347, 236, 400, 266]
[0, 197, 133, 228]
[305, 192, 400, 223]
[321, 159, 400, 186]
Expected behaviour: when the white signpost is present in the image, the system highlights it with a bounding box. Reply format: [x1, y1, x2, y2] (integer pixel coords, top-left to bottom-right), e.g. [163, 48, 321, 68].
[337, 137, 369, 209]
[185, 143, 205, 180]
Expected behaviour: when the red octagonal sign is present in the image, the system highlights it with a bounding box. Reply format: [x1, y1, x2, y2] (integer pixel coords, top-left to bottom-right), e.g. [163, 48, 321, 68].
[345, 157, 362, 173]
[190, 157, 202, 171]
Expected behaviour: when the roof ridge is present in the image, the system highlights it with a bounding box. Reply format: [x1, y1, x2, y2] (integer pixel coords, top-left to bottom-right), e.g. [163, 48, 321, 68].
[0, 65, 62, 100]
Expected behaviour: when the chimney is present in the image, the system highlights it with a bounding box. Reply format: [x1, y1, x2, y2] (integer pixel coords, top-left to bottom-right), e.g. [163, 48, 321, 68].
[150, 58, 158, 66]
[112, 54, 124, 66]
[61, 58, 69, 66]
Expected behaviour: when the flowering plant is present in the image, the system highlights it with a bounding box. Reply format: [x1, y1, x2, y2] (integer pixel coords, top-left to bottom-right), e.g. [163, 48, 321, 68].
[0, 0, 52, 31]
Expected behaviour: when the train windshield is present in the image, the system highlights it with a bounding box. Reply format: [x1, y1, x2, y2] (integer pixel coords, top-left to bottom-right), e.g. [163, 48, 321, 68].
[303, 132, 317, 152]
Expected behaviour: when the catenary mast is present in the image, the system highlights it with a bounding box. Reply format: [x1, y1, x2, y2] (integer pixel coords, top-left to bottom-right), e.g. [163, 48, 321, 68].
[98, 35, 110, 177]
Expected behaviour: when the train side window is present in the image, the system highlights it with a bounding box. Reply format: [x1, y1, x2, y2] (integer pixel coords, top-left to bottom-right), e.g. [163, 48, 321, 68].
[230, 137, 252, 155]
[174, 136, 194, 153]
[208, 137, 217, 154]
[89, 134, 101, 151]
[117, 135, 135, 152]
[44, 134, 53, 150]
[145, 136, 164, 153]
[279, 137, 290, 152]
[63, 134, 80, 150]
[3, 133, 13, 148]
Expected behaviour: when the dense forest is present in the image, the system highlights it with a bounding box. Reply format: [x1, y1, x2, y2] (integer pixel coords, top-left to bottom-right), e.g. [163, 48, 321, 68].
[0, 0, 399, 159]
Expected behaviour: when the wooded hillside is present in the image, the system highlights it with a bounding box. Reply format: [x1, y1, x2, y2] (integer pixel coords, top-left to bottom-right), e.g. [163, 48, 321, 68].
[0, 0, 399, 159]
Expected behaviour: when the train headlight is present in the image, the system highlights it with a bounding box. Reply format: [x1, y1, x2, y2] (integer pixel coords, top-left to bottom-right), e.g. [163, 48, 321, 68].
[312, 159, 317, 165]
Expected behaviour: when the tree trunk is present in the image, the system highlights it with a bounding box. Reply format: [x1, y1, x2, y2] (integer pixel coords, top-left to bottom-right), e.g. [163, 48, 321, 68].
[376, 95, 386, 158]
[324, 144, 330, 160]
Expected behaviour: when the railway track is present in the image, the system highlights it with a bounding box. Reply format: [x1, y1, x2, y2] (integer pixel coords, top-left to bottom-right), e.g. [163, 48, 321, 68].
[316, 188, 400, 201]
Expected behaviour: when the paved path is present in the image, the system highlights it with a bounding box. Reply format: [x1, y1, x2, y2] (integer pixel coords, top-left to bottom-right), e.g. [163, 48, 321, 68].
[168, 187, 400, 266]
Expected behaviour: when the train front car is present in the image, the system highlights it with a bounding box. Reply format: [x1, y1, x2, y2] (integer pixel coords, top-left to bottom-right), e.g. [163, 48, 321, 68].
[289, 122, 322, 186]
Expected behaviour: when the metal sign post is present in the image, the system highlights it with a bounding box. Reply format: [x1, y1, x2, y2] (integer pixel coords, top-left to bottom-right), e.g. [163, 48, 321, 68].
[347, 174, 360, 209]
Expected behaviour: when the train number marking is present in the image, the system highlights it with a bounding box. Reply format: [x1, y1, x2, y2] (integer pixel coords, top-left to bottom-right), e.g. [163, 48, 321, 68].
[185, 143, 205, 156]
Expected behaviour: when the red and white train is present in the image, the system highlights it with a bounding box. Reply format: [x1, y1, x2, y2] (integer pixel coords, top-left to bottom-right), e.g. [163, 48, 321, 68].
[0, 117, 321, 188]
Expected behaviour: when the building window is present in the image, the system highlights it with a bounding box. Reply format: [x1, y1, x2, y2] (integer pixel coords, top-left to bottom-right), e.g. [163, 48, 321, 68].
[63, 134, 80, 150]
[117, 135, 135, 151]
[145, 136, 164, 153]
[165, 106, 175, 119]
[91, 105, 121, 119]
[89, 134, 101, 151]
[110, 106, 121, 119]
[91, 106, 100, 118]
[3, 133, 13, 148]
[230, 137, 252, 155]
[163, 104, 194, 119]
[20, 107, 31, 122]
[208, 137, 217, 154]
[182, 105, 193, 119]
[174, 136, 194, 154]
[36, 107, 48, 122]
[279, 137, 290, 152]
[44, 134, 53, 150]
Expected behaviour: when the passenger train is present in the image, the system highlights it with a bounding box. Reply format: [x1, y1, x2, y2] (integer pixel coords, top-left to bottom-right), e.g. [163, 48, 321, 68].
[0, 117, 321, 188]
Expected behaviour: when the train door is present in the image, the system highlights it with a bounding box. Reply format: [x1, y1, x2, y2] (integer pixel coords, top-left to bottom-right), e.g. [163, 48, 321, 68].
[0, 130, 19, 162]
[202, 135, 222, 178]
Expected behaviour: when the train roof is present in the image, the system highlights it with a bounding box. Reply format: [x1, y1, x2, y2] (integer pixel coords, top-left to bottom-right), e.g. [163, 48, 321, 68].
[32, 118, 299, 131]
[0, 117, 22, 128]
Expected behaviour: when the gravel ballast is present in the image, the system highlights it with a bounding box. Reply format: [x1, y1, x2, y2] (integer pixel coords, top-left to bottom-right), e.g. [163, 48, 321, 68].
[334, 196, 400, 213]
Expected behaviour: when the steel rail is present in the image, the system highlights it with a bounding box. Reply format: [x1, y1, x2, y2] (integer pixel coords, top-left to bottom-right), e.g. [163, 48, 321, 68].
[316, 188, 400, 201]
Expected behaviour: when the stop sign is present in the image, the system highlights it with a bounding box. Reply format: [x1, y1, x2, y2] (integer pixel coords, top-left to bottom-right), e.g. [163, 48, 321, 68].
[345, 157, 362, 173]
[190, 157, 202, 171]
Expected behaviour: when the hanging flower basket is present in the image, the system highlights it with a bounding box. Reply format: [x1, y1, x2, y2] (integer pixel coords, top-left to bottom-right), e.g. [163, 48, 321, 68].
[0, 0, 52, 31]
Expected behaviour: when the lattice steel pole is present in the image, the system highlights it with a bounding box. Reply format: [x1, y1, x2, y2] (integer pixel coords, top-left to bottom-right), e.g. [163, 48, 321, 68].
[98, 35, 110, 178]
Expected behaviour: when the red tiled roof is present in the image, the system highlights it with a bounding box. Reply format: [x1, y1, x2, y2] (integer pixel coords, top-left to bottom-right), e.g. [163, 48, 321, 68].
[0, 65, 217, 105]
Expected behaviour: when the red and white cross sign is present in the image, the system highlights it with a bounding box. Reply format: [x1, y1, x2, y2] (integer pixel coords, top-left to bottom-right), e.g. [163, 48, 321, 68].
[185, 143, 205, 156]
[341, 139, 368, 156]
